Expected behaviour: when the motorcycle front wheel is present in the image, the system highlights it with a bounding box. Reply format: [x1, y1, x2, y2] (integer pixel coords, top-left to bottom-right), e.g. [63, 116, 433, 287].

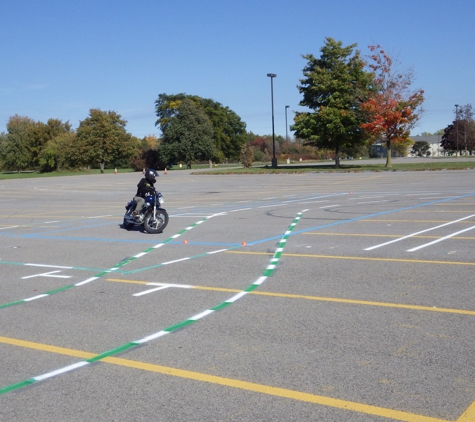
[144, 209, 169, 234]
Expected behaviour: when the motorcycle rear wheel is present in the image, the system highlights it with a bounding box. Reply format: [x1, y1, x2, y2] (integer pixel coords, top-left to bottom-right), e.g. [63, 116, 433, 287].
[144, 209, 169, 234]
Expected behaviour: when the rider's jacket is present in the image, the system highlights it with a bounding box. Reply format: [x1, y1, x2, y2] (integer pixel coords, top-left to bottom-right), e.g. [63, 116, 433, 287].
[136, 178, 155, 198]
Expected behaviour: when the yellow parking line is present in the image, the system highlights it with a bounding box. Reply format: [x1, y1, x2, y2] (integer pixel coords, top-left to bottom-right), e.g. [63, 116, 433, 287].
[359, 219, 475, 223]
[304, 232, 475, 240]
[226, 250, 475, 267]
[0, 335, 450, 422]
[456, 400, 475, 421]
[106, 279, 475, 316]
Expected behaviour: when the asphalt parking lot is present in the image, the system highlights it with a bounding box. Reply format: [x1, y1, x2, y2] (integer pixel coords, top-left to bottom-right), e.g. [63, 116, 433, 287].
[1, 168, 474, 421]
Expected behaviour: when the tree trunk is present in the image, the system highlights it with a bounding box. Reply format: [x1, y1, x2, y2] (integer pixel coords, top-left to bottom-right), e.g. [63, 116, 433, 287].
[100, 161, 105, 174]
[385, 140, 392, 168]
[209, 159, 212, 168]
[334, 144, 340, 168]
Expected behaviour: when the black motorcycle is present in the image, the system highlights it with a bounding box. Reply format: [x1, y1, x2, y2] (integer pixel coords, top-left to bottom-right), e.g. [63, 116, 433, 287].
[123, 191, 169, 234]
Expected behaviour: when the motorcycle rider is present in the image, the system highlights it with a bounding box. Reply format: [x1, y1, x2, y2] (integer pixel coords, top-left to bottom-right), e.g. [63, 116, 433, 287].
[133, 169, 159, 222]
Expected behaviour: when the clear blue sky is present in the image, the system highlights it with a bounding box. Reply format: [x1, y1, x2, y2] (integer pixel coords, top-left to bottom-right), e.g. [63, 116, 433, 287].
[1, 0, 474, 139]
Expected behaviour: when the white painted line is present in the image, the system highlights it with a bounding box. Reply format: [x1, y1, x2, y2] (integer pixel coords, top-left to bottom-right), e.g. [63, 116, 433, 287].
[171, 214, 211, 218]
[25, 264, 73, 269]
[22, 270, 72, 279]
[88, 215, 112, 219]
[162, 257, 190, 265]
[229, 208, 252, 212]
[74, 277, 98, 286]
[177, 206, 197, 209]
[44, 221, 60, 224]
[365, 214, 475, 251]
[298, 200, 329, 204]
[418, 196, 451, 200]
[407, 225, 475, 252]
[406, 193, 441, 196]
[146, 282, 193, 288]
[132, 283, 193, 296]
[189, 309, 214, 320]
[0, 226, 19, 230]
[254, 276, 267, 285]
[34, 362, 90, 381]
[258, 204, 285, 208]
[349, 196, 384, 200]
[24, 294, 49, 301]
[207, 249, 228, 254]
[226, 291, 248, 303]
[134, 286, 169, 296]
[357, 200, 389, 204]
[136, 331, 169, 343]
[320, 204, 340, 208]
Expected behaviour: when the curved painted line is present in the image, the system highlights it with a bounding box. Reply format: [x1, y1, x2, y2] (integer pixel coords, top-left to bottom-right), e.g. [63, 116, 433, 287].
[0, 215, 219, 310]
[0, 212, 304, 395]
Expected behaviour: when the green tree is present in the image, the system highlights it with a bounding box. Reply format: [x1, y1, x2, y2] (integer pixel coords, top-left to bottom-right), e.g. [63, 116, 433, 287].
[411, 140, 430, 157]
[155, 93, 247, 162]
[0, 115, 35, 172]
[292, 38, 373, 167]
[38, 131, 78, 171]
[76, 109, 136, 173]
[33, 119, 73, 171]
[159, 99, 215, 166]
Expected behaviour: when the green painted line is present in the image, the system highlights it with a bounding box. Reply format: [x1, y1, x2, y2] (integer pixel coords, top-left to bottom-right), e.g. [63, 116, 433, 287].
[211, 301, 233, 311]
[87, 343, 138, 362]
[164, 319, 196, 332]
[0, 216, 212, 312]
[44, 285, 75, 295]
[245, 284, 260, 292]
[0, 213, 303, 396]
[0, 379, 35, 394]
[0, 300, 25, 309]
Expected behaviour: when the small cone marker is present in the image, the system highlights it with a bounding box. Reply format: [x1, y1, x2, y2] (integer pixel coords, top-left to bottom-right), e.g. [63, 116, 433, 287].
[164, 168, 168, 175]
[114, 168, 117, 174]
[183, 240, 188, 244]
[241, 242, 247, 246]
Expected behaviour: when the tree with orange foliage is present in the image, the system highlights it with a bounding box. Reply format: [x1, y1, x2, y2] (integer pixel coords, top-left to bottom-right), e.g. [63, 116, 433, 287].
[361, 46, 424, 167]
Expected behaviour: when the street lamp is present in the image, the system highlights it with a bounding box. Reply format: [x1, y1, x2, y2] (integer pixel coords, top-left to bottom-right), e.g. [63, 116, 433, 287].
[285, 105, 290, 142]
[267, 73, 277, 168]
[455, 104, 459, 156]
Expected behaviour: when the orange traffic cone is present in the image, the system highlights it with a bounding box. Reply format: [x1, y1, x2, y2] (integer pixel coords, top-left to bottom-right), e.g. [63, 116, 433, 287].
[164, 168, 168, 175]
[114, 168, 117, 174]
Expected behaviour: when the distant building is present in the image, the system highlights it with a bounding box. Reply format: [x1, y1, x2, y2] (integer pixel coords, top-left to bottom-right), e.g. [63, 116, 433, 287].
[369, 135, 444, 158]
[410, 135, 444, 157]
[368, 142, 407, 158]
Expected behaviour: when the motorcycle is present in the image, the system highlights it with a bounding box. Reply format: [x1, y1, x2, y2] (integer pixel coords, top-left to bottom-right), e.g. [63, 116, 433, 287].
[123, 191, 169, 234]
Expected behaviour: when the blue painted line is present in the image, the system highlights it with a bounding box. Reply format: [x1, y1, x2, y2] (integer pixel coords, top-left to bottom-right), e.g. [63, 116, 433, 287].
[246, 192, 475, 246]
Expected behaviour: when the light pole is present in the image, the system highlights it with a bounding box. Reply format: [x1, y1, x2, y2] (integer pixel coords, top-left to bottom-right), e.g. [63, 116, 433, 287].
[285, 105, 289, 142]
[267, 73, 277, 168]
[455, 104, 459, 156]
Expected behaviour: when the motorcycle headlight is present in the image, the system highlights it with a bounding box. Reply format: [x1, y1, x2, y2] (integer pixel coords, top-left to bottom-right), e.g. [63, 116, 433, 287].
[159, 196, 164, 204]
